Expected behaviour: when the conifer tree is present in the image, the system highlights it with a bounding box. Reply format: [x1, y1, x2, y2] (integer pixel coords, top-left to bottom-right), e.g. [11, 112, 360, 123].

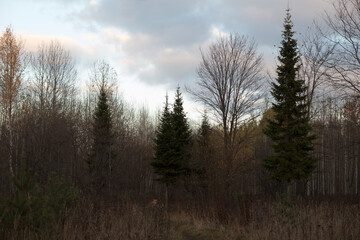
[151, 95, 176, 209]
[171, 87, 192, 175]
[151, 95, 178, 184]
[196, 112, 212, 181]
[87, 85, 114, 194]
[198, 112, 211, 149]
[263, 10, 316, 194]
[151, 88, 191, 209]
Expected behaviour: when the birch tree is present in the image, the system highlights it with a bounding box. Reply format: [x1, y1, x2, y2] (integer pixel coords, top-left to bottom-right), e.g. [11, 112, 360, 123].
[0, 27, 26, 177]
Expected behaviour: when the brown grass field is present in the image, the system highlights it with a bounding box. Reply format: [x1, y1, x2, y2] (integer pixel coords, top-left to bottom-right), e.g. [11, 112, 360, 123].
[3, 195, 359, 240]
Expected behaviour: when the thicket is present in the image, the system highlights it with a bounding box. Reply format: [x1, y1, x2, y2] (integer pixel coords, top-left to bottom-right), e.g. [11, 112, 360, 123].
[0, 164, 78, 239]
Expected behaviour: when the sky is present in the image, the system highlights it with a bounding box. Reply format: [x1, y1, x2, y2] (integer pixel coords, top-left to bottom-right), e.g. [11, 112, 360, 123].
[0, 0, 334, 123]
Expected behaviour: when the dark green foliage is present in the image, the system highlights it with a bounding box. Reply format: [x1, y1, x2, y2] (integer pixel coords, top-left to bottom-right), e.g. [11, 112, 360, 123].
[45, 173, 78, 220]
[198, 112, 211, 149]
[263, 10, 316, 184]
[195, 112, 212, 178]
[87, 85, 115, 193]
[0, 163, 78, 237]
[172, 87, 192, 175]
[151, 95, 178, 184]
[151, 87, 191, 185]
[0, 167, 50, 233]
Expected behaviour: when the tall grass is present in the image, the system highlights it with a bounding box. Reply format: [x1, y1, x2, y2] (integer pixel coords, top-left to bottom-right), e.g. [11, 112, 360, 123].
[168, 197, 360, 239]
[2, 195, 359, 239]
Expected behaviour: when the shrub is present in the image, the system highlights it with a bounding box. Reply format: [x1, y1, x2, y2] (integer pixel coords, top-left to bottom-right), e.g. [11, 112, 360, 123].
[0, 167, 78, 238]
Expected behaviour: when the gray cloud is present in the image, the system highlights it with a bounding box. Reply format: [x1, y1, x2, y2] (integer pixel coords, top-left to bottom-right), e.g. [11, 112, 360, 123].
[215, 0, 331, 46]
[101, 28, 200, 86]
[80, 0, 219, 46]
[73, 0, 333, 87]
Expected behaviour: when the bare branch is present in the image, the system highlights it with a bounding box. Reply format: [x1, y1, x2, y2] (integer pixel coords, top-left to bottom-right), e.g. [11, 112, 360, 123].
[188, 33, 264, 194]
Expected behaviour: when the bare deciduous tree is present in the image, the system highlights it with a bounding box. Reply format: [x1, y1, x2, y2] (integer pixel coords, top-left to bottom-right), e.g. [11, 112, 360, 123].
[89, 60, 117, 94]
[297, 26, 336, 195]
[84, 61, 120, 129]
[31, 40, 77, 115]
[299, 27, 335, 119]
[189, 34, 264, 195]
[324, 0, 360, 95]
[29, 40, 77, 180]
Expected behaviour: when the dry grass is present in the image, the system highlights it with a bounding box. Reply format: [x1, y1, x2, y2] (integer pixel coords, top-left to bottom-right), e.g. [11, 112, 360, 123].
[166, 198, 360, 240]
[3, 196, 359, 239]
[58, 197, 166, 240]
[226, 199, 360, 240]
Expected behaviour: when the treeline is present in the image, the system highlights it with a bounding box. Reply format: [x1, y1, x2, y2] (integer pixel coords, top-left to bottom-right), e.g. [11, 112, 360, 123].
[0, 39, 156, 197]
[1, 0, 360, 205]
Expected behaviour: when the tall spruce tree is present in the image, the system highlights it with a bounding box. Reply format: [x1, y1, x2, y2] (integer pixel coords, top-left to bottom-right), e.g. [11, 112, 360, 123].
[172, 87, 192, 175]
[263, 10, 316, 194]
[151, 95, 177, 210]
[87, 85, 114, 194]
[151, 95, 179, 185]
[151, 88, 191, 209]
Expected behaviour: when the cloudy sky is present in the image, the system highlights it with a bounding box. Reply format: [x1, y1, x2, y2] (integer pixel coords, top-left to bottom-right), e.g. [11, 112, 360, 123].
[0, 0, 333, 121]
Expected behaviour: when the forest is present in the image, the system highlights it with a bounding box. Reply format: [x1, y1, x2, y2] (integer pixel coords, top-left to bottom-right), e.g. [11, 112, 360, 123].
[0, 0, 360, 239]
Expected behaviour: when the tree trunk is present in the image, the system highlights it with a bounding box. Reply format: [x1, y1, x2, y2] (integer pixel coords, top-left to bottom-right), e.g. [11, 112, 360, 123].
[8, 110, 14, 178]
[287, 182, 292, 196]
[306, 180, 311, 196]
[165, 183, 168, 212]
[165, 183, 169, 237]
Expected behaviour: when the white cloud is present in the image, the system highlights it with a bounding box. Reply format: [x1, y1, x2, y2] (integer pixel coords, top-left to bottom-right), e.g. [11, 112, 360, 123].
[103, 28, 131, 44]
[211, 26, 228, 38]
[21, 32, 90, 57]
